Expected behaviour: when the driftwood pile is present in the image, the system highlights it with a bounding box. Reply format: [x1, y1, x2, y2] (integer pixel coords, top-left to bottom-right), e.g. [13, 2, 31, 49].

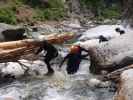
[0, 33, 74, 63]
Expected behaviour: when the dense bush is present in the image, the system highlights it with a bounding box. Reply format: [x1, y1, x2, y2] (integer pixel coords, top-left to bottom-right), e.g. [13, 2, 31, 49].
[0, 0, 122, 24]
[34, 8, 65, 21]
[102, 5, 121, 19]
[32, 0, 66, 21]
[0, 0, 66, 24]
[80, 0, 121, 20]
[0, 8, 16, 24]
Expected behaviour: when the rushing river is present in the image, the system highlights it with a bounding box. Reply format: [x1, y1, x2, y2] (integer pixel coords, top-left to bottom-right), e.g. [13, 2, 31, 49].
[0, 24, 126, 100]
[0, 59, 115, 100]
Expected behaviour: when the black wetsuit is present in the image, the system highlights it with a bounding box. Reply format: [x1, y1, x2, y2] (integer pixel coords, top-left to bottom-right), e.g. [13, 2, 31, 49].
[59, 47, 89, 74]
[36, 41, 58, 74]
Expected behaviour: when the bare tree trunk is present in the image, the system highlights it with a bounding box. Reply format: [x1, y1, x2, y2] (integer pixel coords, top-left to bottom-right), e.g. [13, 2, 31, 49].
[0, 33, 74, 63]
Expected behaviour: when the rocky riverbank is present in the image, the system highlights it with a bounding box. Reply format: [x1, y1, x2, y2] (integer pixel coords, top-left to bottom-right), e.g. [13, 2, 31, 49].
[0, 20, 132, 100]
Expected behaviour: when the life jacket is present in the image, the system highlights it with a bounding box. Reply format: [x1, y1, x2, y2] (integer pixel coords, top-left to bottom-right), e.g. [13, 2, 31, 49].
[69, 45, 80, 54]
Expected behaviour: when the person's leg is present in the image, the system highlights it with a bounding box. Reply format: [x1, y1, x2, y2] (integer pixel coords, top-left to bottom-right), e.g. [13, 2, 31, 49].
[43, 51, 58, 75]
[44, 56, 54, 75]
[66, 61, 80, 74]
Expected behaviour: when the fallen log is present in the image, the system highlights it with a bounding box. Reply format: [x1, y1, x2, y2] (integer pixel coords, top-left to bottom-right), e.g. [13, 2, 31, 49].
[114, 69, 133, 100]
[103, 64, 133, 81]
[0, 33, 74, 63]
[0, 33, 74, 49]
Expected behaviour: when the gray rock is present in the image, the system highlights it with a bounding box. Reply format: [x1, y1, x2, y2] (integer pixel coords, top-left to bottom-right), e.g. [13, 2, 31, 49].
[79, 25, 127, 41]
[1, 62, 25, 78]
[114, 69, 133, 100]
[82, 32, 133, 74]
[0, 23, 26, 42]
[35, 24, 60, 34]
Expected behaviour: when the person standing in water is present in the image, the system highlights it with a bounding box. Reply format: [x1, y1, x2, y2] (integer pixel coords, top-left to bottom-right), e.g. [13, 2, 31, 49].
[59, 45, 89, 74]
[36, 40, 58, 75]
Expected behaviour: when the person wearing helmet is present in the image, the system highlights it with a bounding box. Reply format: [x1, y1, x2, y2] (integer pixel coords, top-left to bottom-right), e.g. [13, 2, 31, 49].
[36, 40, 58, 75]
[59, 45, 89, 74]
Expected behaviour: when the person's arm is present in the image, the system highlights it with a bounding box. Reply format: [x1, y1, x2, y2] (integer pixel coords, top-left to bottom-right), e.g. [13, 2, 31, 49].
[81, 47, 89, 52]
[81, 53, 89, 58]
[35, 47, 43, 54]
[80, 47, 89, 57]
[59, 54, 69, 68]
[81, 56, 89, 60]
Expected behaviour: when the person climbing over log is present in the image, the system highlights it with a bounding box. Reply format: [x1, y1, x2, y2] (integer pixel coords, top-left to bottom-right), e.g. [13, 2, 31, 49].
[59, 45, 89, 74]
[36, 40, 58, 75]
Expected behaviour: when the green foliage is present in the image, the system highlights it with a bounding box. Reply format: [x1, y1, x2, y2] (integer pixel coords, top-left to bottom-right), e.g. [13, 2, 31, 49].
[12, 0, 24, 5]
[80, 0, 103, 7]
[0, 8, 16, 24]
[23, 0, 65, 8]
[80, 0, 121, 19]
[34, 8, 66, 21]
[102, 6, 121, 19]
[0, 0, 66, 24]
[23, 0, 42, 7]
[80, 0, 104, 17]
[48, 0, 65, 8]
[0, 0, 121, 24]
[32, 0, 66, 21]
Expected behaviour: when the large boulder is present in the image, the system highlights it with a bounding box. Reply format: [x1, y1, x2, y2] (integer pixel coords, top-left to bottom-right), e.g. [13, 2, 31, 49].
[1, 62, 25, 78]
[114, 69, 133, 100]
[0, 23, 26, 42]
[79, 25, 132, 41]
[81, 32, 133, 74]
[1, 28, 26, 41]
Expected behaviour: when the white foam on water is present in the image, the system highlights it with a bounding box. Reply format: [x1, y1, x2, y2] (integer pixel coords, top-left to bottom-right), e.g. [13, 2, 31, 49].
[43, 88, 74, 100]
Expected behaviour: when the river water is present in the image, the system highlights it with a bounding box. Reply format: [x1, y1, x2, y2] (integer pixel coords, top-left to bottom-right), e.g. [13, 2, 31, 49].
[0, 59, 115, 100]
[0, 24, 124, 100]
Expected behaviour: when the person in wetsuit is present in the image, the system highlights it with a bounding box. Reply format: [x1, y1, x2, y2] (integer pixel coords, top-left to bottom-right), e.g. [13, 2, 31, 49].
[59, 45, 89, 74]
[36, 40, 58, 75]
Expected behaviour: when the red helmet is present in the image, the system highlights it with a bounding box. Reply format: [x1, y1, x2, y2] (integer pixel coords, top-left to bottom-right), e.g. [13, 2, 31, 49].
[70, 45, 80, 54]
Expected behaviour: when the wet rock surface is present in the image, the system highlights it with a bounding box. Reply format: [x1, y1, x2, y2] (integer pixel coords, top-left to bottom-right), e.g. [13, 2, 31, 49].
[114, 69, 133, 100]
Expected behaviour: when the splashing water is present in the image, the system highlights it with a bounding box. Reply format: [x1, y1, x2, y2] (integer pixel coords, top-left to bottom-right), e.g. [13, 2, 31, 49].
[0, 60, 115, 100]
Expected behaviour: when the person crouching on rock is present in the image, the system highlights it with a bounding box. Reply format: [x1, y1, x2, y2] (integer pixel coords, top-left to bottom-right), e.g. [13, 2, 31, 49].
[36, 40, 58, 75]
[59, 45, 89, 74]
